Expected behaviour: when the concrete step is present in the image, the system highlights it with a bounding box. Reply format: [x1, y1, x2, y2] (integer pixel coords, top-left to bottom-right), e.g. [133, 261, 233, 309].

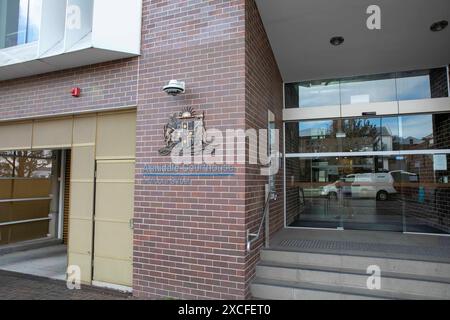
[261, 249, 450, 280]
[256, 261, 450, 299]
[251, 278, 433, 300]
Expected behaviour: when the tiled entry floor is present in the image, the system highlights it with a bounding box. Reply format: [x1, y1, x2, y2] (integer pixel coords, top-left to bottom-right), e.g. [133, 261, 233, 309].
[0, 245, 67, 280]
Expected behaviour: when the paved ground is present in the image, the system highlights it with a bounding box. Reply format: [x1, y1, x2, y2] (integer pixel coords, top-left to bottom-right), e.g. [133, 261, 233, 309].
[0, 245, 67, 280]
[0, 270, 132, 300]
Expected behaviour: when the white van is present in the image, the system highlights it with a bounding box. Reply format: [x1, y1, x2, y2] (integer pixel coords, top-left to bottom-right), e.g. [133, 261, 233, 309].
[321, 172, 398, 201]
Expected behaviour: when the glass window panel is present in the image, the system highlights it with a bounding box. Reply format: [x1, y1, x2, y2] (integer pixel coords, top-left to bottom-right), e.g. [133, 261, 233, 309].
[402, 154, 450, 234]
[286, 157, 342, 229]
[298, 80, 341, 108]
[286, 120, 340, 153]
[26, 0, 41, 43]
[284, 80, 341, 109]
[285, 69, 448, 110]
[342, 118, 382, 152]
[340, 74, 397, 105]
[380, 116, 400, 151]
[0, 151, 15, 178]
[286, 113, 450, 155]
[17, 0, 29, 45]
[14, 150, 53, 178]
[0, 0, 41, 49]
[284, 83, 299, 109]
[396, 70, 431, 101]
[0, 149, 56, 245]
[399, 114, 434, 150]
[397, 68, 449, 100]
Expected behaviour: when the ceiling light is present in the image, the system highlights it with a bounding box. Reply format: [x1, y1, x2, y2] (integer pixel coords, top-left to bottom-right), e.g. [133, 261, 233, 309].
[330, 36, 344, 46]
[430, 20, 448, 32]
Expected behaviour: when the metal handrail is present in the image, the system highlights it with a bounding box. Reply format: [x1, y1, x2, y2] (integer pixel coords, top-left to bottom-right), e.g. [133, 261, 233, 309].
[246, 188, 278, 252]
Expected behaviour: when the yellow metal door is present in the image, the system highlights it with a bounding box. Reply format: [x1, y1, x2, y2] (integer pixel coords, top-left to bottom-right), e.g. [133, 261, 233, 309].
[93, 159, 135, 288]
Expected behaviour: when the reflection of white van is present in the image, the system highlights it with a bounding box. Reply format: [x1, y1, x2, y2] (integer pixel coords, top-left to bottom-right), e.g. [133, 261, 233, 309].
[321, 173, 398, 201]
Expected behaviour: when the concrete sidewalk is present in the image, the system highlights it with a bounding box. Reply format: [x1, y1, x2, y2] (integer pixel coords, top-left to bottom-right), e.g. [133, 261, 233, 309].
[0, 245, 67, 280]
[0, 270, 132, 300]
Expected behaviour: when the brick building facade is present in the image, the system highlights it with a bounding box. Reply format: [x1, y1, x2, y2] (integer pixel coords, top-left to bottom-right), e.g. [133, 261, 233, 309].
[0, 0, 283, 300]
[1, 0, 449, 301]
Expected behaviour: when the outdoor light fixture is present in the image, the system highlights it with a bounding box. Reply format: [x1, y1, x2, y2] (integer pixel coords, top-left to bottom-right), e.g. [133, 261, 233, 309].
[330, 36, 344, 46]
[430, 20, 448, 32]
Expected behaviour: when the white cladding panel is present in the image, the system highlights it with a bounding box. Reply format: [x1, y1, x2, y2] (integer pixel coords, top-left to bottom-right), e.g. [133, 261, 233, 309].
[0, 0, 142, 80]
[92, 0, 142, 55]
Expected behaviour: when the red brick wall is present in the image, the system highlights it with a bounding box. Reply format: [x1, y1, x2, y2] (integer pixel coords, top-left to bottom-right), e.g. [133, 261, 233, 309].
[133, 0, 248, 300]
[244, 0, 284, 297]
[0, 59, 138, 120]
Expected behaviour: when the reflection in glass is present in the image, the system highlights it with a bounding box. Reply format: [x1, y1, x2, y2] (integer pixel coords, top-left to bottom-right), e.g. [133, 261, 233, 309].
[397, 68, 449, 100]
[286, 156, 406, 231]
[0, 0, 42, 49]
[26, 0, 42, 43]
[286, 120, 340, 153]
[285, 113, 450, 155]
[396, 71, 431, 101]
[284, 68, 449, 109]
[342, 118, 381, 152]
[340, 74, 397, 105]
[287, 155, 450, 233]
[380, 116, 399, 151]
[0, 150, 55, 245]
[401, 154, 450, 234]
[399, 115, 434, 150]
[0, 152, 15, 177]
[298, 80, 341, 108]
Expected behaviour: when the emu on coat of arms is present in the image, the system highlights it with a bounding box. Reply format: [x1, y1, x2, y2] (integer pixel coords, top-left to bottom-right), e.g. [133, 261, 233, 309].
[159, 107, 209, 156]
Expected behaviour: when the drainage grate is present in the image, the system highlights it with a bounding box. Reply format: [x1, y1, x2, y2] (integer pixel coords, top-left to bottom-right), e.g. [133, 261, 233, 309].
[279, 239, 450, 259]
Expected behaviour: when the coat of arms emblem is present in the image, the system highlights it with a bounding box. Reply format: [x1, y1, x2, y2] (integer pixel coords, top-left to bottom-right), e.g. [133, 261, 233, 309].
[159, 107, 210, 156]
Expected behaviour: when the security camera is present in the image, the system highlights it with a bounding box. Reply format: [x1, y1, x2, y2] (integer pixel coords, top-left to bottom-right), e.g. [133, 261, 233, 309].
[163, 80, 185, 96]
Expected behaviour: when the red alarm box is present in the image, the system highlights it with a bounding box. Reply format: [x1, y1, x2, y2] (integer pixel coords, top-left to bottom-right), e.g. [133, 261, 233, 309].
[71, 87, 81, 97]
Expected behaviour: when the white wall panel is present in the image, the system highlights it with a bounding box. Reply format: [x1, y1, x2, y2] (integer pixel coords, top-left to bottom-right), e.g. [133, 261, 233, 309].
[92, 0, 142, 55]
[38, 0, 66, 56]
[64, 0, 94, 51]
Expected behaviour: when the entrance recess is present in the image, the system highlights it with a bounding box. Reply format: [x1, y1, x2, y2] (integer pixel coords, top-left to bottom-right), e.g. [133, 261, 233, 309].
[0, 109, 136, 287]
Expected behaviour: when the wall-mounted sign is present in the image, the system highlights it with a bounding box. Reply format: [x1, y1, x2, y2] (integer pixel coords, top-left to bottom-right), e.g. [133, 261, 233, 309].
[433, 154, 447, 171]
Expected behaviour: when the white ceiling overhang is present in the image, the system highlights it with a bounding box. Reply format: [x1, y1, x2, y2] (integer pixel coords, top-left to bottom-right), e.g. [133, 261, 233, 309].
[255, 0, 450, 82]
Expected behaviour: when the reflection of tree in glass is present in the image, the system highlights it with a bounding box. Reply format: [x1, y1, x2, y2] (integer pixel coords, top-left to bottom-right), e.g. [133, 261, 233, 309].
[0, 152, 15, 177]
[0, 151, 52, 178]
[341, 119, 380, 152]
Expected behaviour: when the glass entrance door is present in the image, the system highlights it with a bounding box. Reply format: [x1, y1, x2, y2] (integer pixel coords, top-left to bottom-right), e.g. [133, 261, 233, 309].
[286, 155, 405, 232]
[286, 154, 450, 234]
